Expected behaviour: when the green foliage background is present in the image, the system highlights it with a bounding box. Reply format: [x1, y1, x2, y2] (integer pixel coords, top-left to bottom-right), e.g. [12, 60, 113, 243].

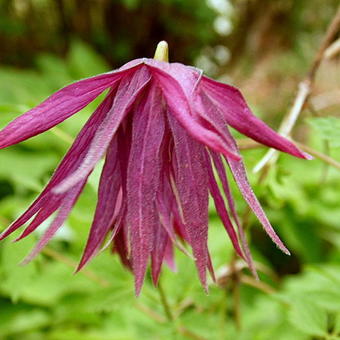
[0, 1, 340, 339]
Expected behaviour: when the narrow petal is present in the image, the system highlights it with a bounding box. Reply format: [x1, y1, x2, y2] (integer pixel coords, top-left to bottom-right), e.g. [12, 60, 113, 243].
[21, 181, 86, 264]
[0, 65, 141, 149]
[198, 89, 255, 272]
[77, 137, 122, 270]
[168, 114, 209, 290]
[54, 66, 151, 194]
[126, 84, 165, 295]
[227, 155, 290, 255]
[204, 151, 244, 259]
[211, 153, 257, 277]
[164, 239, 176, 272]
[14, 198, 61, 241]
[0, 91, 116, 240]
[146, 64, 241, 161]
[157, 173, 192, 258]
[201, 77, 310, 159]
[113, 227, 131, 270]
[207, 251, 216, 283]
[151, 224, 169, 285]
[197, 84, 289, 256]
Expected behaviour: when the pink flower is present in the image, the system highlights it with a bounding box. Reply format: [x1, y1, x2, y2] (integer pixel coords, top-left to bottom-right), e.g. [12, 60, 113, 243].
[0, 42, 310, 294]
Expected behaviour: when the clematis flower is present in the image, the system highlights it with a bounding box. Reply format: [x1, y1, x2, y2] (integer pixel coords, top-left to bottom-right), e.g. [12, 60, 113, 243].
[0, 41, 310, 294]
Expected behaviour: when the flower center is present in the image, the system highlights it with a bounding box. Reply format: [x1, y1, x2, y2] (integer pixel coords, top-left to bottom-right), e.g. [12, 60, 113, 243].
[153, 41, 169, 62]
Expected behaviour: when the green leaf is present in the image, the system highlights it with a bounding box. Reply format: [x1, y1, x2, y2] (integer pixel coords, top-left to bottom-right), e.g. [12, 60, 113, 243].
[308, 117, 340, 147]
[288, 297, 328, 337]
[0, 150, 57, 192]
[0, 237, 39, 302]
[67, 40, 110, 79]
[0, 303, 50, 337]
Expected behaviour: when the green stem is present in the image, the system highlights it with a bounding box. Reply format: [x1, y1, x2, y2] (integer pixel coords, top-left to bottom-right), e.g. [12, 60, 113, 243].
[157, 280, 174, 322]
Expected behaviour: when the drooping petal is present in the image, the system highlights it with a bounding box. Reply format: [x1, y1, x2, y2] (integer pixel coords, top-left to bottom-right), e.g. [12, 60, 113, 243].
[113, 227, 131, 270]
[0, 65, 141, 149]
[126, 84, 166, 295]
[0, 91, 116, 241]
[54, 66, 151, 194]
[197, 83, 289, 255]
[157, 171, 192, 258]
[204, 150, 244, 259]
[226, 155, 290, 255]
[164, 239, 176, 272]
[195, 90, 257, 274]
[200, 76, 310, 159]
[168, 114, 209, 290]
[146, 64, 241, 161]
[146, 59, 202, 97]
[151, 224, 169, 285]
[14, 197, 61, 241]
[210, 152, 257, 278]
[77, 137, 122, 270]
[21, 180, 87, 264]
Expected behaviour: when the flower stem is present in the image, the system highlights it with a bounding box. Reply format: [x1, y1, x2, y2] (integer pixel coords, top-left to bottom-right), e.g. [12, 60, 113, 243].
[229, 252, 242, 330]
[157, 280, 174, 322]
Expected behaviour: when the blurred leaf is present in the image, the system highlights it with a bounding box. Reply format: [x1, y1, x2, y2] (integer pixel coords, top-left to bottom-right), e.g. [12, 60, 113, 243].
[68, 40, 110, 79]
[0, 150, 57, 192]
[288, 297, 328, 337]
[0, 237, 39, 302]
[308, 117, 340, 148]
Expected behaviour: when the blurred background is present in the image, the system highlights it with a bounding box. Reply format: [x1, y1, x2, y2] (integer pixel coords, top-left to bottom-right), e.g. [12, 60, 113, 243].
[0, 0, 339, 339]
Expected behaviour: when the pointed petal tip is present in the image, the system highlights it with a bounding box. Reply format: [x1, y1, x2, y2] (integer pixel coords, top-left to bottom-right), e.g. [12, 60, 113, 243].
[223, 150, 242, 161]
[303, 152, 313, 160]
[75, 261, 85, 274]
[0, 233, 7, 241]
[203, 285, 209, 295]
[19, 255, 33, 266]
[134, 283, 143, 297]
[281, 247, 291, 256]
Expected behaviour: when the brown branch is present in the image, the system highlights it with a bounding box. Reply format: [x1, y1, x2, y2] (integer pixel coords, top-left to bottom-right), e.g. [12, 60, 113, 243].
[237, 138, 340, 171]
[157, 280, 174, 322]
[239, 274, 276, 294]
[253, 6, 340, 173]
[41, 247, 110, 288]
[295, 142, 340, 171]
[135, 303, 166, 323]
[309, 7, 340, 79]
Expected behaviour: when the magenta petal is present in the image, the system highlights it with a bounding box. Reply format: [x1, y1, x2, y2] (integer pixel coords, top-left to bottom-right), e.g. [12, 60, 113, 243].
[210, 152, 257, 277]
[0, 66, 141, 149]
[147, 64, 241, 161]
[54, 66, 151, 194]
[227, 155, 290, 255]
[126, 84, 165, 295]
[113, 225, 131, 270]
[77, 138, 122, 270]
[151, 224, 169, 285]
[204, 151, 244, 259]
[15, 198, 61, 241]
[157, 174, 192, 258]
[201, 77, 309, 159]
[164, 239, 176, 272]
[168, 114, 209, 290]
[21, 181, 86, 264]
[0, 91, 116, 241]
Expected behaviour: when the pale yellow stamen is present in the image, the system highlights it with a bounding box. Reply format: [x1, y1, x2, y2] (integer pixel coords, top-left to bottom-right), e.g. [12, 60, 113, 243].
[153, 41, 169, 62]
